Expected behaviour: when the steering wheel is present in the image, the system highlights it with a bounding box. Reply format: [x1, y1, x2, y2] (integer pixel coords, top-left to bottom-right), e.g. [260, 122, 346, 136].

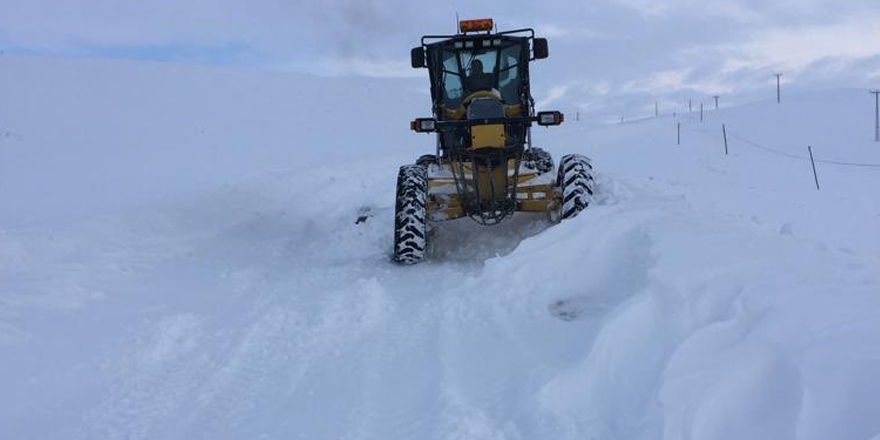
[462, 90, 502, 105]
[444, 89, 521, 120]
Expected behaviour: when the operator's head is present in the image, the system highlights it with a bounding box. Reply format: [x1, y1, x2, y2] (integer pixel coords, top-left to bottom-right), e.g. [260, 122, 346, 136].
[471, 59, 484, 75]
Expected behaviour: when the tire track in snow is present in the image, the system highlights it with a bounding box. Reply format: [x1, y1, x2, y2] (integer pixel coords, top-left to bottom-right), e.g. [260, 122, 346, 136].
[340, 280, 447, 440]
[83, 314, 209, 440]
[176, 277, 393, 439]
[185, 305, 302, 437]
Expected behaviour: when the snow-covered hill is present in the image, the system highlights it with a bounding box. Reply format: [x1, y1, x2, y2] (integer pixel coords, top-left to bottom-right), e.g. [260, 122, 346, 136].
[1, 55, 879, 440]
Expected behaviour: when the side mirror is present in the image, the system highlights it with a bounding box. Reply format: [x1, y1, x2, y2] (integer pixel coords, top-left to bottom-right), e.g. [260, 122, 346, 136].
[411, 47, 426, 68]
[533, 38, 549, 60]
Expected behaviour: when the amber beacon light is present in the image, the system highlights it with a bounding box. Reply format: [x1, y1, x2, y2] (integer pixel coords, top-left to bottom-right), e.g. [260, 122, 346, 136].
[459, 18, 494, 33]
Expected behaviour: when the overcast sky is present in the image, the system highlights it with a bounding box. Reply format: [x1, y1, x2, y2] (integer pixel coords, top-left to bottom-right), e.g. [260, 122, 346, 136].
[3, 0, 880, 120]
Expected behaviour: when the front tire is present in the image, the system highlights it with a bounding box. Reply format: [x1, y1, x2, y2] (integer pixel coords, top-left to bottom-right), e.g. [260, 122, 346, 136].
[557, 154, 594, 219]
[393, 164, 428, 264]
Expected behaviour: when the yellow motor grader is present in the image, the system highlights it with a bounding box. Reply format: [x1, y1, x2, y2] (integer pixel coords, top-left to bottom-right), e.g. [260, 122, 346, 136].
[393, 18, 594, 264]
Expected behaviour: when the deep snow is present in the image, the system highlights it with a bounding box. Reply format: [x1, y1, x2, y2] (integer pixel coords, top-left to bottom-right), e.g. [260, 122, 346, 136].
[1, 55, 879, 440]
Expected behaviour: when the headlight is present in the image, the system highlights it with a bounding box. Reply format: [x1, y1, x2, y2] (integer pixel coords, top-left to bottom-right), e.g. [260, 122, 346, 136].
[537, 111, 564, 126]
[410, 118, 436, 133]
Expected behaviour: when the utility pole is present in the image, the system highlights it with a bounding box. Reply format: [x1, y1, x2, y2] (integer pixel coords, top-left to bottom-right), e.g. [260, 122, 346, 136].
[871, 90, 880, 142]
[700, 102, 704, 122]
[713, 95, 720, 109]
[655, 101, 659, 117]
[689, 99, 692, 113]
[775, 73, 783, 103]
[576, 111, 580, 122]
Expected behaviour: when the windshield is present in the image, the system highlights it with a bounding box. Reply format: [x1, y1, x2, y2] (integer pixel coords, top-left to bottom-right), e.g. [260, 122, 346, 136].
[436, 41, 524, 108]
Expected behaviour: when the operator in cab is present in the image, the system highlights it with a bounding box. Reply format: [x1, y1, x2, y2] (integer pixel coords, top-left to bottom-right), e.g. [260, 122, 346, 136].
[464, 59, 494, 93]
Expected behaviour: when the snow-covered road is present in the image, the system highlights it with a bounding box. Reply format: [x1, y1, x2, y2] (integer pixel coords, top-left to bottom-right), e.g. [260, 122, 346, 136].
[2, 56, 880, 440]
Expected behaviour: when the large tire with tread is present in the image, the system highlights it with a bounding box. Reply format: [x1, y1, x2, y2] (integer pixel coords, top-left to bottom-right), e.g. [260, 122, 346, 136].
[557, 154, 594, 219]
[523, 147, 554, 173]
[393, 164, 429, 264]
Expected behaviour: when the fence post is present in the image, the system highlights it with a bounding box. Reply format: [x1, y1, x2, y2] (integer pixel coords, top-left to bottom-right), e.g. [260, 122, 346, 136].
[722, 124, 728, 155]
[677, 123, 681, 145]
[808, 146, 820, 190]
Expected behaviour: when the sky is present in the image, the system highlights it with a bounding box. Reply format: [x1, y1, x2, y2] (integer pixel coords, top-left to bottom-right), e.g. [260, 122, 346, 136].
[2, 0, 880, 120]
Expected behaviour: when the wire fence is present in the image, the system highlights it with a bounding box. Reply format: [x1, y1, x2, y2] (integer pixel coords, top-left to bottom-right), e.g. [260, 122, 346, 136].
[549, 102, 880, 175]
[682, 124, 880, 169]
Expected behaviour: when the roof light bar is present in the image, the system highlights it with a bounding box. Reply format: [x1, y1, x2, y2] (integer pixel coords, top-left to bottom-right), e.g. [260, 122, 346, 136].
[459, 18, 493, 33]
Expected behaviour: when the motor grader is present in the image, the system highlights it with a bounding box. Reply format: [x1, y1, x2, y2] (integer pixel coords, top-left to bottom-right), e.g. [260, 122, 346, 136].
[393, 18, 594, 264]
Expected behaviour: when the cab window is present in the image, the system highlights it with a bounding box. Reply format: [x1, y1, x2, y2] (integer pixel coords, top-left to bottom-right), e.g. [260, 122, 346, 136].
[498, 44, 522, 103]
[441, 50, 463, 107]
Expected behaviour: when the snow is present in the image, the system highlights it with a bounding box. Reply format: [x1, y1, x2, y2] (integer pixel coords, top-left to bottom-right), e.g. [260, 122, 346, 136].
[2, 55, 880, 440]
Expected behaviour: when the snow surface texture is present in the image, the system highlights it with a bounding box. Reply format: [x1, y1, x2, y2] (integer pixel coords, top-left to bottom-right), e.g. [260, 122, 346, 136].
[1, 55, 880, 440]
